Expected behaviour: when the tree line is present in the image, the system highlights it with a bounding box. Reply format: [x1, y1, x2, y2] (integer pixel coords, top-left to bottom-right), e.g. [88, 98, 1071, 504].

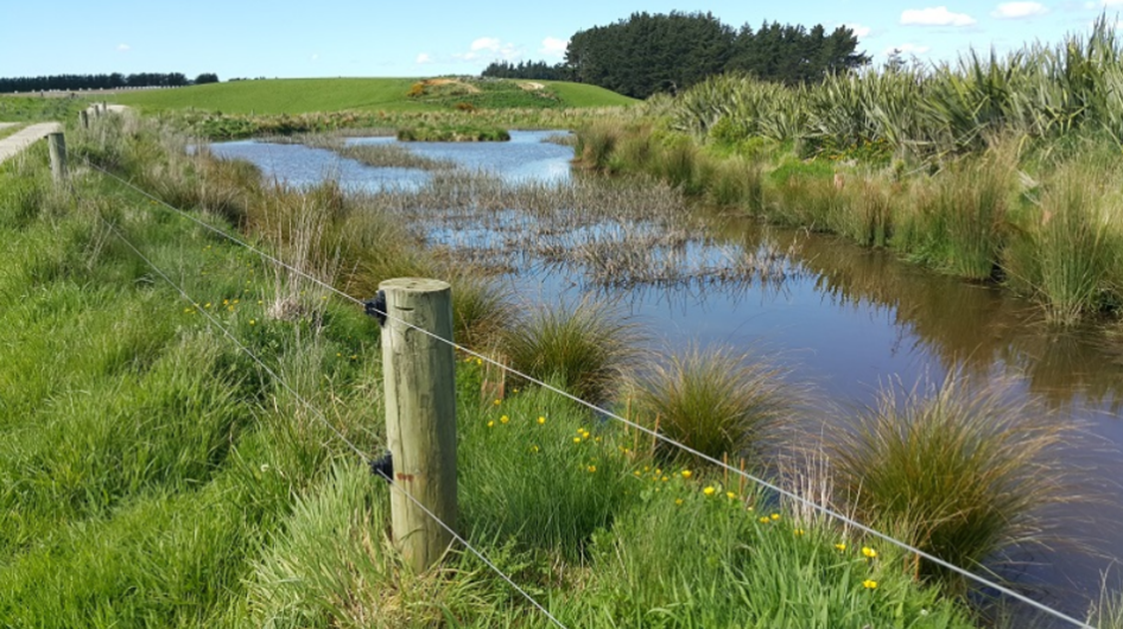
[482, 11, 870, 99]
[0, 72, 219, 94]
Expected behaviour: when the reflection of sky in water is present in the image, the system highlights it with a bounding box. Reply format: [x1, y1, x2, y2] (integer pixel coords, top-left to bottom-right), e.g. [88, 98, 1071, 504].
[207, 130, 572, 192]
[207, 131, 1123, 619]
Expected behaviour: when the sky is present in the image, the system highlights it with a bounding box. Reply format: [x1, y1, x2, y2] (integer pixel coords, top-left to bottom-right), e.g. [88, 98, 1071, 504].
[1, 1, 1121, 81]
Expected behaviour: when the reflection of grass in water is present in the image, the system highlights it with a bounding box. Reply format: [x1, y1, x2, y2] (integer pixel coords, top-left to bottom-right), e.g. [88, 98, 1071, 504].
[270, 133, 457, 171]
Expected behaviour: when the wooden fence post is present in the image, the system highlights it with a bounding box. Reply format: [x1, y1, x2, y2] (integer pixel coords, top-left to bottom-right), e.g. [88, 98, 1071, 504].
[379, 278, 458, 573]
[79, 109, 89, 129]
[48, 132, 67, 182]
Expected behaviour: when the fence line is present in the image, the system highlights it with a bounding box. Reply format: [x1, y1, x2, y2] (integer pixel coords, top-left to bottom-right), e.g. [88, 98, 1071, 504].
[88, 160, 1093, 629]
[91, 206, 568, 629]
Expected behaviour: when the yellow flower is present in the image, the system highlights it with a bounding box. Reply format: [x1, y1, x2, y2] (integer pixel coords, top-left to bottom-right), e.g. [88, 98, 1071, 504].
[726, 491, 736, 499]
[835, 543, 847, 552]
[681, 470, 692, 479]
[661, 476, 669, 482]
[862, 579, 878, 590]
[476, 358, 483, 366]
[587, 465, 597, 473]
[574, 437, 582, 444]
[582, 431, 590, 439]
[530, 445, 540, 453]
[184, 307, 193, 313]
[500, 415, 509, 424]
[862, 547, 877, 559]
[204, 302, 212, 309]
[537, 416, 546, 424]
[487, 421, 495, 428]
[793, 528, 805, 536]
[249, 319, 256, 325]
[759, 516, 770, 524]
[633, 470, 641, 476]
[493, 399, 501, 406]
[675, 499, 684, 506]
[770, 513, 780, 521]
[703, 486, 716, 496]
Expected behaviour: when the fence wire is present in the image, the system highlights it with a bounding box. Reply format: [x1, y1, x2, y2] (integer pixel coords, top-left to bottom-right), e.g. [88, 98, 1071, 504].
[89, 159, 1094, 629]
[89, 200, 569, 629]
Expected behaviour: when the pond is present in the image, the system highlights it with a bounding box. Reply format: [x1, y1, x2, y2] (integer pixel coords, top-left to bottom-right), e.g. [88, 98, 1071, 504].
[209, 131, 1123, 623]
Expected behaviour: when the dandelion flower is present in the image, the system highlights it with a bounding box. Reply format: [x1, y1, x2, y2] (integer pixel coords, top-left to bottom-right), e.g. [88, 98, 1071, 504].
[574, 437, 582, 444]
[681, 470, 692, 479]
[703, 486, 716, 496]
[793, 528, 804, 536]
[835, 543, 847, 552]
[661, 476, 669, 482]
[493, 399, 501, 406]
[770, 513, 780, 521]
[537, 416, 546, 424]
[587, 465, 597, 473]
[726, 491, 736, 499]
[249, 319, 256, 325]
[759, 516, 770, 524]
[675, 499, 683, 506]
[862, 547, 877, 559]
[487, 421, 495, 428]
[633, 470, 641, 476]
[530, 445, 540, 453]
[500, 415, 509, 424]
[862, 579, 878, 590]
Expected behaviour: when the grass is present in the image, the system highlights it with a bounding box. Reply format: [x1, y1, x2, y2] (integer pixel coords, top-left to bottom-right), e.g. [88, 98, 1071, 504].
[499, 299, 642, 404]
[397, 124, 510, 142]
[822, 372, 1077, 593]
[0, 94, 88, 122]
[629, 345, 796, 465]
[113, 77, 635, 115]
[0, 109, 1013, 628]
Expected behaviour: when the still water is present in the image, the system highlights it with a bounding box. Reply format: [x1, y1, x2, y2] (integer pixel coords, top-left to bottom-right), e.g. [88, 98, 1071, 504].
[209, 131, 1123, 622]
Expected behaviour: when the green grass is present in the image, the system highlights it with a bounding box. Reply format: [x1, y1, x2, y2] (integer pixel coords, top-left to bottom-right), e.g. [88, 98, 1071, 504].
[823, 373, 1075, 593]
[0, 94, 88, 122]
[114, 77, 635, 115]
[629, 346, 796, 465]
[0, 112, 987, 628]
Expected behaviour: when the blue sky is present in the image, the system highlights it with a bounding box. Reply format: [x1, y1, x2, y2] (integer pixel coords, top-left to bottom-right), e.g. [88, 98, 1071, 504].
[1, 1, 1120, 80]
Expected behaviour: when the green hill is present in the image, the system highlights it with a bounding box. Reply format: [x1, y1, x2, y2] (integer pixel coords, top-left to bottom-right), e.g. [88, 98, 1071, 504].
[114, 77, 635, 114]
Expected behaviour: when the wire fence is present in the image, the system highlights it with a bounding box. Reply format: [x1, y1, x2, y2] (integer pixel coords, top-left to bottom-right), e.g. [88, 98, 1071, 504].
[84, 160, 1096, 629]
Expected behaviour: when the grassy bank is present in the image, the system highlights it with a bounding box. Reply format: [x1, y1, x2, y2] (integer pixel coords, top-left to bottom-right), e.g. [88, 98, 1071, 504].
[0, 94, 88, 122]
[576, 24, 1123, 325]
[0, 110, 1009, 627]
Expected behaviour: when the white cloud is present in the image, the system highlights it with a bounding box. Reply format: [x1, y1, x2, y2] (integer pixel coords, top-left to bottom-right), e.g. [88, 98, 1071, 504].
[416, 53, 432, 64]
[453, 37, 522, 62]
[900, 6, 977, 26]
[540, 37, 568, 59]
[991, 2, 1049, 18]
[1102, 0, 1123, 5]
[886, 42, 933, 55]
[116, 43, 130, 52]
[844, 23, 873, 38]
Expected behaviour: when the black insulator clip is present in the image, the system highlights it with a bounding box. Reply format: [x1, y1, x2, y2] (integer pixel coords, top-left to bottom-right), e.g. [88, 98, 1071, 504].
[369, 450, 393, 482]
[364, 290, 387, 327]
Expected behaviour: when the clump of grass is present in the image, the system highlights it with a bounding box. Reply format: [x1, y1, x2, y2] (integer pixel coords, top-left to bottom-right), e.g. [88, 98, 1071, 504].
[575, 119, 622, 171]
[499, 299, 641, 404]
[446, 271, 511, 350]
[824, 371, 1076, 592]
[1004, 153, 1122, 324]
[1089, 580, 1123, 629]
[397, 124, 510, 142]
[897, 146, 1017, 280]
[630, 345, 794, 464]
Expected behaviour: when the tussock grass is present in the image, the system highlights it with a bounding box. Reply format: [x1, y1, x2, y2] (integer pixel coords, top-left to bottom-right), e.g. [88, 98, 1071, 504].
[824, 372, 1078, 592]
[499, 299, 641, 404]
[629, 345, 795, 464]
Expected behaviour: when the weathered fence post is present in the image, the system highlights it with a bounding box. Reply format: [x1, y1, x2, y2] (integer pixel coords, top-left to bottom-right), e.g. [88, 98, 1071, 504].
[79, 109, 89, 129]
[47, 132, 67, 182]
[379, 278, 458, 573]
